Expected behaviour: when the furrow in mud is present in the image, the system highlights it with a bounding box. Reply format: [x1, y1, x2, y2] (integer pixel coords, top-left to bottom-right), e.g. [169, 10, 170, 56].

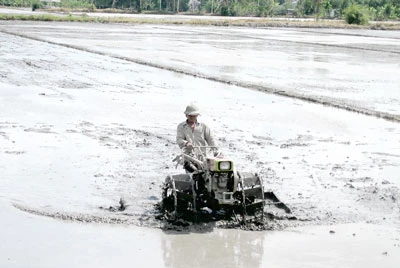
[2, 29, 399, 123]
[248, 36, 400, 54]
[12, 203, 136, 224]
[155, 26, 400, 54]
[280, 28, 400, 40]
[12, 202, 166, 228]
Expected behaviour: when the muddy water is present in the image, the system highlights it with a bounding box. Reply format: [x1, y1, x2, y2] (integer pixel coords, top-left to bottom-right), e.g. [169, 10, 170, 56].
[1, 201, 399, 268]
[1, 16, 400, 268]
[1, 20, 399, 120]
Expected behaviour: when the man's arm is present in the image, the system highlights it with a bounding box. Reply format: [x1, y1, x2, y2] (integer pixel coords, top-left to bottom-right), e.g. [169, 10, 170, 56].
[203, 124, 222, 157]
[176, 123, 188, 149]
[203, 124, 217, 148]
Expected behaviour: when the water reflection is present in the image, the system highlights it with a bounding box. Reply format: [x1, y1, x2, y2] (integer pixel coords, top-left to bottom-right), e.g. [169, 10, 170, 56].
[218, 65, 239, 74]
[162, 228, 264, 268]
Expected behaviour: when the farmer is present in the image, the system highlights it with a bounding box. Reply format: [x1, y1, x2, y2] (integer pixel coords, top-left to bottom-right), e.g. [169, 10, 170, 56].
[176, 103, 220, 172]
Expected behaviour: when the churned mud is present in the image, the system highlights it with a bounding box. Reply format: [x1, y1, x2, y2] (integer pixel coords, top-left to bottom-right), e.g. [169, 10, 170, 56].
[5, 119, 399, 232]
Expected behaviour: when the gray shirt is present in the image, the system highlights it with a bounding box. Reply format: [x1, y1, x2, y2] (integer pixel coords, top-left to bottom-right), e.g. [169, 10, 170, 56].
[176, 120, 217, 155]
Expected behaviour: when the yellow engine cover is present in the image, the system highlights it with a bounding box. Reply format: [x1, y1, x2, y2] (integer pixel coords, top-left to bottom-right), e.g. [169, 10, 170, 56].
[207, 158, 234, 172]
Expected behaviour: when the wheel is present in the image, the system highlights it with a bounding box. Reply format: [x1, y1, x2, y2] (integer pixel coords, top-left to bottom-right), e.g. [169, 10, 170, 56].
[162, 176, 178, 221]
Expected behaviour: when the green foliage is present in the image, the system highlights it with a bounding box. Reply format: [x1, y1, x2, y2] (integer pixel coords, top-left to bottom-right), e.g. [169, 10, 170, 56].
[1, 0, 27, 7]
[322, 0, 333, 16]
[1, 0, 400, 19]
[219, 0, 236, 16]
[31, 0, 43, 11]
[370, 3, 400, 20]
[257, 0, 275, 16]
[344, 4, 370, 24]
[60, 0, 93, 9]
[296, 0, 315, 16]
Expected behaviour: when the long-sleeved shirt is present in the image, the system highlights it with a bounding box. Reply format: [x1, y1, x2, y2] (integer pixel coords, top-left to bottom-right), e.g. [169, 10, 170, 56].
[176, 120, 218, 157]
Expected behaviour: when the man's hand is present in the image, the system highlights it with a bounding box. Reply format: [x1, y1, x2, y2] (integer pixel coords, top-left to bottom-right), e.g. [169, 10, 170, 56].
[185, 142, 193, 149]
[213, 151, 223, 158]
[172, 155, 184, 169]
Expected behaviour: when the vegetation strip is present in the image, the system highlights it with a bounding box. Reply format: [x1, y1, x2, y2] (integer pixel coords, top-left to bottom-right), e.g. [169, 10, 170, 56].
[1, 28, 399, 123]
[3, 0, 400, 22]
[0, 12, 400, 30]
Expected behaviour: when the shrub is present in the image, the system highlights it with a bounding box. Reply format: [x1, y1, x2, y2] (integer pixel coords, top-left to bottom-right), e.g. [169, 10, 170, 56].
[256, 0, 275, 17]
[31, 0, 43, 11]
[219, 2, 236, 16]
[344, 4, 369, 25]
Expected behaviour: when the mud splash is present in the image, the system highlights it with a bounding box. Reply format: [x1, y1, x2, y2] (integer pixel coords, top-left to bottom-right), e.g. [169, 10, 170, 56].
[12, 202, 164, 228]
[12, 199, 312, 233]
[13, 203, 133, 224]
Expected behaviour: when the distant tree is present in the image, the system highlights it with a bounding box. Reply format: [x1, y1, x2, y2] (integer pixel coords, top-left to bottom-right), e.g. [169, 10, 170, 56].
[188, 0, 200, 11]
[257, 0, 275, 16]
[2, 0, 399, 18]
[297, 0, 315, 15]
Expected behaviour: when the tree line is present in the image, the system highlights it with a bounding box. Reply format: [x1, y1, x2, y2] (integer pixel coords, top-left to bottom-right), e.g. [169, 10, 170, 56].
[2, 0, 400, 20]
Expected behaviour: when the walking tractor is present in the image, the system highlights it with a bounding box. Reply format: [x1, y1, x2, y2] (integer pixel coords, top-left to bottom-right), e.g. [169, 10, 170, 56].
[160, 146, 290, 223]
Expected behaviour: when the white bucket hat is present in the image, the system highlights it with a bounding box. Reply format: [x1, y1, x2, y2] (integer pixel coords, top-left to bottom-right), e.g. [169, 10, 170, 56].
[184, 104, 200, 116]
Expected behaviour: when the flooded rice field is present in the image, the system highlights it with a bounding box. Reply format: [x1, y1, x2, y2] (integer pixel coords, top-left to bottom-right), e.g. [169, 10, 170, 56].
[1, 18, 400, 119]
[1, 11, 400, 268]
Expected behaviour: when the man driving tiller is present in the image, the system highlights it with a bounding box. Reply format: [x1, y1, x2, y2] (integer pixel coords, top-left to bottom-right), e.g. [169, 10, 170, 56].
[176, 103, 221, 172]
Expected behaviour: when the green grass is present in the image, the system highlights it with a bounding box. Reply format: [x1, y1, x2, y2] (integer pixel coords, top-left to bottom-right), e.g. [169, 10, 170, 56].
[0, 14, 100, 22]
